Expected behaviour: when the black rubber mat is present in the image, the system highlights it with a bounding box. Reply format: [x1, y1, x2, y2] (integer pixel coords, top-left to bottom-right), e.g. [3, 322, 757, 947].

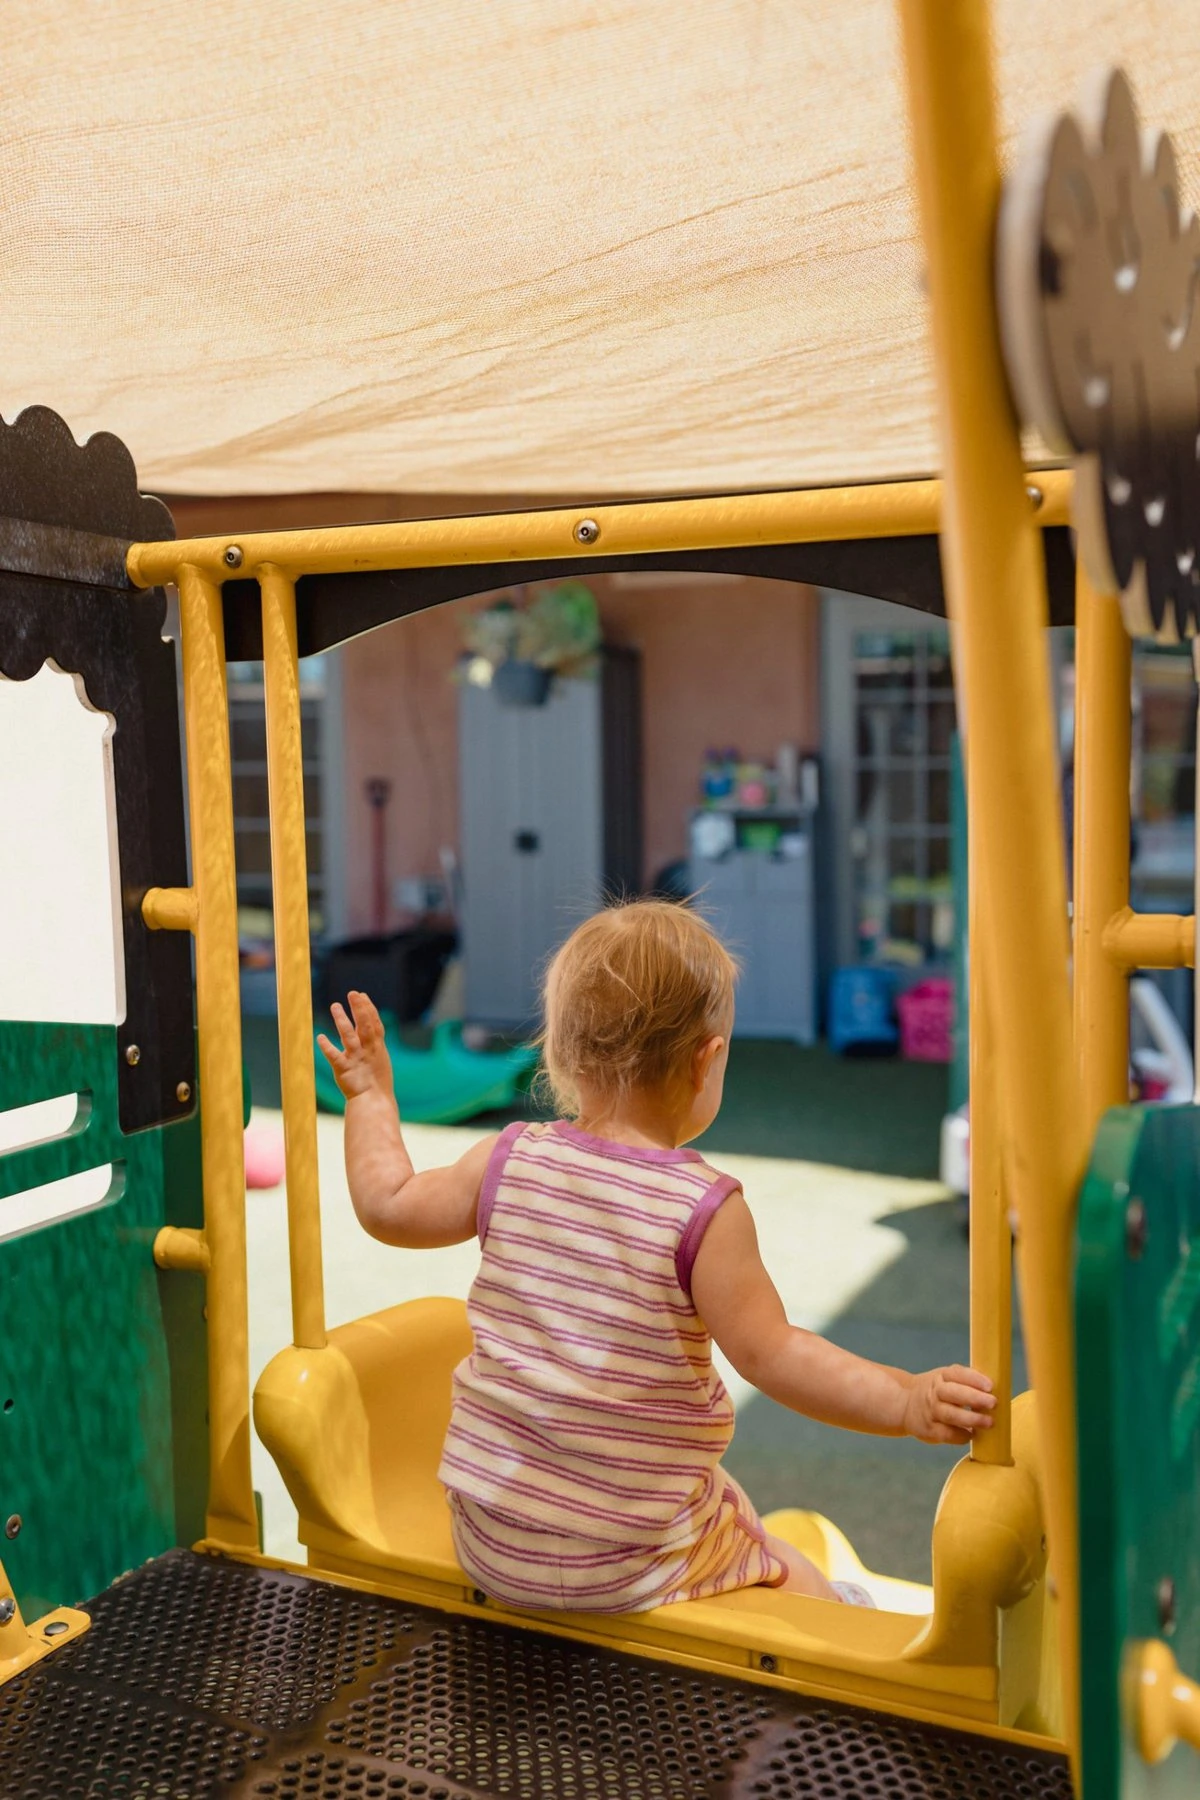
[0, 1551, 1073, 1799]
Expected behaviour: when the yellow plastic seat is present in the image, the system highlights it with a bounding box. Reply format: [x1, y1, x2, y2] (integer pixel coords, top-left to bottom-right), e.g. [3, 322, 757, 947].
[254, 1297, 1060, 1739]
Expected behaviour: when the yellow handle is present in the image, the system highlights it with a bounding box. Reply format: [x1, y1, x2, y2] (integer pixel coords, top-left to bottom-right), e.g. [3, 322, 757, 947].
[1132, 1639, 1200, 1763]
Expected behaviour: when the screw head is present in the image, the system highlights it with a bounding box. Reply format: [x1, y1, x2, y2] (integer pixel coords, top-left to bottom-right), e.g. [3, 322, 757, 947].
[0, 1598, 15, 1626]
[1026, 483, 1044, 510]
[43, 1619, 69, 1638]
[223, 545, 244, 569]
[573, 518, 600, 545]
[176, 1081, 192, 1105]
[1125, 1197, 1147, 1260]
[1157, 1575, 1177, 1635]
[5, 1515, 21, 1540]
[471, 1588, 488, 1607]
[757, 1652, 777, 1673]
[125, 1043, 141, 1067]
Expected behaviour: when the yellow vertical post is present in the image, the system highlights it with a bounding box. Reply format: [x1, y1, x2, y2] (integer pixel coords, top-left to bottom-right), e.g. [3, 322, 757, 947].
[176, 563, 259, 1548]
[1072, 561, 1132, 1139]
[897, 0, 1087, 1775]
[260, 564, 327, 1349]
[967, 847, 1012, 1465]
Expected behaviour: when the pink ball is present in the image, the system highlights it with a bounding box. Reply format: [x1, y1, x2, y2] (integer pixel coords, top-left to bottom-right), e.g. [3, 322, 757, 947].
[244, 1124, 286, 1190]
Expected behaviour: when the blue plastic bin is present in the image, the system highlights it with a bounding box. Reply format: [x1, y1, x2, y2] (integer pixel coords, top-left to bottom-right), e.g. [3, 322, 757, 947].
[828, 966, 898, 1054]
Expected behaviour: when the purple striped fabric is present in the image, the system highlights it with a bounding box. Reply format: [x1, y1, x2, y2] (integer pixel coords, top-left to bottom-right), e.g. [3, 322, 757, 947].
[439, 1121, 787, 1610]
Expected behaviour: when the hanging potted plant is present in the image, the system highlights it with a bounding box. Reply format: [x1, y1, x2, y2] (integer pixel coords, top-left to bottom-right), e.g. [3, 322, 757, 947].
[457, 582, 601, 707]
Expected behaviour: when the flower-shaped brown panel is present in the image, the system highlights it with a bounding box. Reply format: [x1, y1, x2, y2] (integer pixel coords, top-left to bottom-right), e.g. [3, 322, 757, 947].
[998, 68, 1200, 641]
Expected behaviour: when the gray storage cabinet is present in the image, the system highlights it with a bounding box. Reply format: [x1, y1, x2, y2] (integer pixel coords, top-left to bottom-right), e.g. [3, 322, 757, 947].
[690, 840, 816, 1043]
[459, 651, 641, 1029]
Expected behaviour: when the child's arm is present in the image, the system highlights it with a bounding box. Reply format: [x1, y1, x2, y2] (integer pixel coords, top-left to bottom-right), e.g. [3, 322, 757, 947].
[691, 1191, 995, 1445]
[317, 991, 497, 1248]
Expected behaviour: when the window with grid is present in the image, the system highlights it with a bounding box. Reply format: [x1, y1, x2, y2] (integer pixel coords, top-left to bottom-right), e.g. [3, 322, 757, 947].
[850, 628, 956, 967]
[227, 660, 326, 944]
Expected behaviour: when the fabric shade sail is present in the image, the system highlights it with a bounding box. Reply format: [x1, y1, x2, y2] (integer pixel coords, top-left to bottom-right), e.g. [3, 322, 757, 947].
[3, 1, 1196, 498]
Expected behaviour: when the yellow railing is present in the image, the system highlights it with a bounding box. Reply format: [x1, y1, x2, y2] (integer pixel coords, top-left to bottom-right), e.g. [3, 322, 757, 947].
[165, 564, 258, 1549]
[134, 471, 1074, 1562]
[260, 564, 327, 1352]
[126, 473, 1070, 590]
[897, 0, 1088, 1775]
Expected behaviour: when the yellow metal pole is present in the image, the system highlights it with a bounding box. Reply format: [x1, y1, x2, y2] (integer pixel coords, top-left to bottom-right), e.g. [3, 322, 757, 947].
[897, 0, 1087, 1776]
[1103, 910, 1194, 971]
[1072, 561, 1132, 1140]
[176, 562, 259, 1549]
[126, 470, 1073, 590]
[967, 855, 1012, 1466]
[260, 564, 327, 1350]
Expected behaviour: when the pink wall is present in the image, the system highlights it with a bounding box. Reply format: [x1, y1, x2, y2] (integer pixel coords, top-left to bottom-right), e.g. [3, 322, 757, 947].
[339, 577, 819, 933]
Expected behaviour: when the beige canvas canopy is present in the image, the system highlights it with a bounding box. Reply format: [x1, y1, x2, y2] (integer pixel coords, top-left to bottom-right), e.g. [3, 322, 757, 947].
[3, 0, 1195, 497]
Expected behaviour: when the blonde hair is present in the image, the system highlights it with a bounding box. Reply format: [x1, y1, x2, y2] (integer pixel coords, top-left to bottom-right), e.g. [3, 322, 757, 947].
[540, 899, 737, 1115]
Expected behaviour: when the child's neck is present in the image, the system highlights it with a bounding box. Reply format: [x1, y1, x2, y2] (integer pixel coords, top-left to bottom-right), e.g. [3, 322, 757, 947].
[573, 1084, 691, 1152]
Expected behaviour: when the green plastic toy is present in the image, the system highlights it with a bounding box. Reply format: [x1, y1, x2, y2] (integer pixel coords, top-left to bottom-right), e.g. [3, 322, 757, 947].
[313, 1016, 539, 1124]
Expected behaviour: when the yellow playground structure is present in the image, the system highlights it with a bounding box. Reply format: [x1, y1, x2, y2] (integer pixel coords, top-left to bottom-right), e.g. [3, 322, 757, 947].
[1, 3, 1199, 1796]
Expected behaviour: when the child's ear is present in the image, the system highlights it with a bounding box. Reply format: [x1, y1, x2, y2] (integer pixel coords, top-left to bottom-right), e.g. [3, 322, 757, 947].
[693, 1033, 726, 1092]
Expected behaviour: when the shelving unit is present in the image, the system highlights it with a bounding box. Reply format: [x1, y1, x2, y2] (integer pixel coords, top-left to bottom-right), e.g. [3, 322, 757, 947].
[688, 806, 817, 1043]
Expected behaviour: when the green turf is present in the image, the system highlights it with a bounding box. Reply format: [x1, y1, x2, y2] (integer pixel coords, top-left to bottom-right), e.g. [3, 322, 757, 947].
[254, 1016, 949, 1177]
[723, 1197, 1026, 1585]
[482, 1036, 948, 1178]
[697, 1038, 949, 1177]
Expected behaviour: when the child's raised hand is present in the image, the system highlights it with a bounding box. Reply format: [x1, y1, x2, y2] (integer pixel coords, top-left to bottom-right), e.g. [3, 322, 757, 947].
[317, 991, 395, 1101]
[902, 1365, 996, 1445]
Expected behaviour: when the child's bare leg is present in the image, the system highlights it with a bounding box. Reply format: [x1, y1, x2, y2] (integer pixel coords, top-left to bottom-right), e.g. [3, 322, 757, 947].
[765, 1531, 840, 1601]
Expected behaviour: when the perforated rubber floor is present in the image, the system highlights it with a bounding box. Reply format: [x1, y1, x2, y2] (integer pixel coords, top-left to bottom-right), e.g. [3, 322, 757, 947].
[0, 1551, 1073, 1799]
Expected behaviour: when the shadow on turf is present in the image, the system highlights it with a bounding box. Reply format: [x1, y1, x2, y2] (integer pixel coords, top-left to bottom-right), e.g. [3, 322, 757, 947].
[724, 1198, 1027, 1585]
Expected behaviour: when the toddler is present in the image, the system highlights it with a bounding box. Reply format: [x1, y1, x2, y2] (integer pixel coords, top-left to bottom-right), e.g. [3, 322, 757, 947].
[318, 899, 994, 1613]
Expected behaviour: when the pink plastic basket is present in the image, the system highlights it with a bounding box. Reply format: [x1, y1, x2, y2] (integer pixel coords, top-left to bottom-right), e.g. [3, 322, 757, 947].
[897, 978, 954, 1063]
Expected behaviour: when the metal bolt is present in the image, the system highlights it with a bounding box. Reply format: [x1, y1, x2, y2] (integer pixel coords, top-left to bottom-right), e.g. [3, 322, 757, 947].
[4, 1515, 21, 1540]
[43, 1620, 69, 1638]
[223, 544, 244, 569]
[176, 1081, 192, 1104]
[0, 1598, 15, 1626]
[1026, 483, 1044, 510]
[1157, 1575, 1177, 1636]
[1125, 1197, 1147, 1260]
[125, 1044, 141, 1067]
[573, 518, 600, 545]
[757, 1652, 777, 1673]
[471, 1588, 488, 1607]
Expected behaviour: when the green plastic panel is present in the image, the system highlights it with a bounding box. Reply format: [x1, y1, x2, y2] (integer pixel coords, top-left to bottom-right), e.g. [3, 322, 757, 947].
[0, 1020, 207, 1619]
[1076, 1103, 1200, 1800]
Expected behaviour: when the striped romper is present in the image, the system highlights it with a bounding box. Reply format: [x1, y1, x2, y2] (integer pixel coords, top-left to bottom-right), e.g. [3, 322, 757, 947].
[438, 1119, 788, 1612]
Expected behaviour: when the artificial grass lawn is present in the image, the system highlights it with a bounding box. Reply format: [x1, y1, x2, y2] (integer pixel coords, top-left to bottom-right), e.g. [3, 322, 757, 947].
[696, 1037, 948, 1178]
[724, 1198, 1026, 1585]
[486, 1036, 949, 1180]
[249, 1018, 949, 1179]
